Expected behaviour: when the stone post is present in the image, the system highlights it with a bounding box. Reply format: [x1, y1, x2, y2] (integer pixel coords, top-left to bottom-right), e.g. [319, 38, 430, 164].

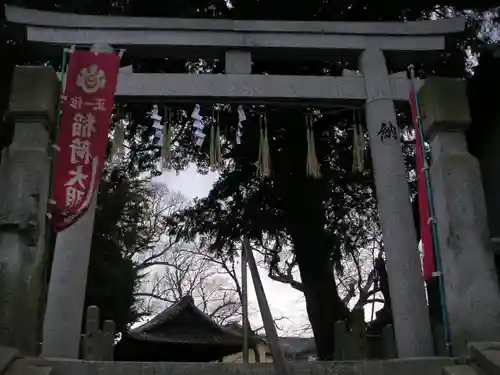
[225, 50, 252, 74]
[419, 76, 500, 355]
[41, 194, 98, 358]
[359, 48, 433, 357]
[0, 66, 59, 353]
[42, 43, 113, 359]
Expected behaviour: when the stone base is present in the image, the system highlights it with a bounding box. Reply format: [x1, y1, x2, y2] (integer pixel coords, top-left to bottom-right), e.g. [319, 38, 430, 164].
[0, 346, 18, 374]
[2, 343, 496, 375]
[468, 342, 500, 375]
[14, 357, 459, 375]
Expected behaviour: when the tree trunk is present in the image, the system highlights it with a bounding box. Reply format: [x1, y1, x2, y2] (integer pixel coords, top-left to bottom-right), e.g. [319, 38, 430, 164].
[291, 229, 349, 360]
[269, 108, 348, 360]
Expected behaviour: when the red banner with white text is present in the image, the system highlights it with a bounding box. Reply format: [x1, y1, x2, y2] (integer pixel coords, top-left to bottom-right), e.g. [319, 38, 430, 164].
[51, 50, 120, 231]
[409, 84, 436, 281]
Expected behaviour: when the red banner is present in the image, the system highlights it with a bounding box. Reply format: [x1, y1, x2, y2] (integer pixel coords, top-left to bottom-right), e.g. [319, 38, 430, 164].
[51, 50, 120, 231]
[409, 84, 436, 281]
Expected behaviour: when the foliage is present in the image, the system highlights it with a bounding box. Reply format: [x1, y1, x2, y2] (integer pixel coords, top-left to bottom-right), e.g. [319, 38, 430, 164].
[83, 167, 153, 333]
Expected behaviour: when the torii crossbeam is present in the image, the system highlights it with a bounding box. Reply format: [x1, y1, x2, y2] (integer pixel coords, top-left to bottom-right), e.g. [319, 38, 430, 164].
[6, 5, 464, 103]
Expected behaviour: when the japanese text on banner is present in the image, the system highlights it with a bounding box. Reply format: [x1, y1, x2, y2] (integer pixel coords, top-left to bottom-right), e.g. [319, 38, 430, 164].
[51, 52, 120, 231]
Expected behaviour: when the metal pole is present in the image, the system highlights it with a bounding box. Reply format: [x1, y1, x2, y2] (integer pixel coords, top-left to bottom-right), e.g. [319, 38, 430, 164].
[243, 237, 288, 375]
[241, 242, 249, 363]
[409, 66, 452, 356]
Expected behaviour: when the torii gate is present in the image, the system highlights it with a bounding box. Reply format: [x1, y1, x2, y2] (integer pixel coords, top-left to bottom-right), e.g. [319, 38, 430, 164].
[4, 5, 465, 360]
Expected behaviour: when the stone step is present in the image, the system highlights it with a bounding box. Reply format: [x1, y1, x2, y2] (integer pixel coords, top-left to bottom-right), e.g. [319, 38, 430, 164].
[25, 366, 52, 375]
[19, 357, 459, 375]
[443, 365, 481, 375]
[3, 360, 52, 375]
[468, 342, 500, 375]
[0, 346, 19, 375]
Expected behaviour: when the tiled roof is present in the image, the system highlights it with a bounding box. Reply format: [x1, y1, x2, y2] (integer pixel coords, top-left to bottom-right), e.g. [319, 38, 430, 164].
[126, 296, 258, 346]
[131, 296, 219, 333]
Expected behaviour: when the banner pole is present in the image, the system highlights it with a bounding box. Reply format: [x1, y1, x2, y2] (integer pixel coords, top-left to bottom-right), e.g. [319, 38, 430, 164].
[409, 66, 452, 356]
[241, 242, 249, 363]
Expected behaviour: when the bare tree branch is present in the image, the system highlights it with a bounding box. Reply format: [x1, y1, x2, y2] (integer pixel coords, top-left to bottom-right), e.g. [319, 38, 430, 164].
[133, 192, 244, 325]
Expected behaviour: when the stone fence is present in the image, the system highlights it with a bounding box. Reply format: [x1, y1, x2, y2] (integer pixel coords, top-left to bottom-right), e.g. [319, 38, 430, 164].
[79, 305, 446, 362]
[333, 307, 447, 360]
[80, 306, 115, 361]
[102, 305, 443, 362]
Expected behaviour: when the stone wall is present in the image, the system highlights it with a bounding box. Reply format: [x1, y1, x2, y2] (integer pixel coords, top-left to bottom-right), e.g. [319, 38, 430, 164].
[467, 48, 500, 285]
[475, 114, 500, 271]
[0, 66, 59, 354]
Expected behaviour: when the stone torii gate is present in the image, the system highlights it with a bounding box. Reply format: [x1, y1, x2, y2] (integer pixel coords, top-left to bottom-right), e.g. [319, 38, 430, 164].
[3, 5, 497, 361]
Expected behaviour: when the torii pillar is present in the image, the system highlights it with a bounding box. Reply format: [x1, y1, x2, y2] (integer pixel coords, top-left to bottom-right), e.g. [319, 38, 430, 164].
[360, 48, 434, 357]
[42, 43, 113, 359]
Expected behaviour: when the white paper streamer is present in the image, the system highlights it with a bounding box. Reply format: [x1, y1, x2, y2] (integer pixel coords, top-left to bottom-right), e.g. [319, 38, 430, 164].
[148, 104, 164, 147]
[193, 120, 204, 129]
[156, 137, 164, 145]
[236, 105, 246, 145]
[150, 105, 163, 129]
[191, 104, 202, 121]
[191, 104, 206, 147]
[154, 135, 164, 147]
[111, 118, 126, 165]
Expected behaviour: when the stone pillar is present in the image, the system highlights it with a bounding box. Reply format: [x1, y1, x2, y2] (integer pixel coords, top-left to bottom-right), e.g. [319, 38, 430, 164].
[225, 50, 252, 74]
[359, 48, 433, 357]
[419, 76, 500, 355]
[42, 43, 113, 359]
[0, 66, 59, 353]
[42, 195, 98, 358]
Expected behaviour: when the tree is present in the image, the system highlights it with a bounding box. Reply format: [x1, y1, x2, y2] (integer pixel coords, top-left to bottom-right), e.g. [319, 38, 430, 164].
[262, 203, 383, 308]
[130, 186, 283, 329]
[83, 166, 154, 333]
[264, 217, 386, 337]
[129, 186, 289, 337]
[115, 185, 239, 327]
[130, 185, 242, 326]
[136, 243, 242, 325]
